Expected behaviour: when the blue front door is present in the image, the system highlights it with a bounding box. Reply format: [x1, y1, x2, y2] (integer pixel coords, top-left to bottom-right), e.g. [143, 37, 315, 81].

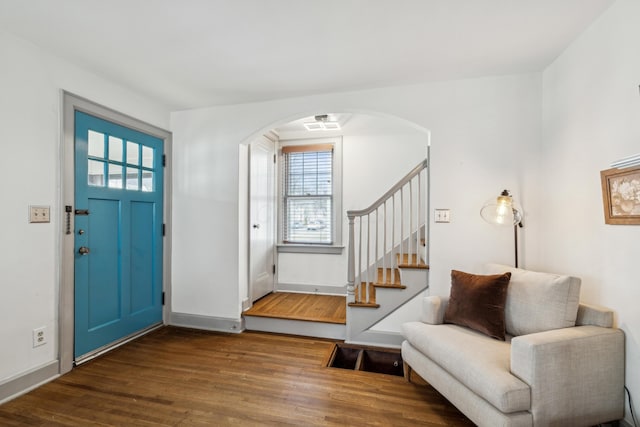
[74, 111, 164, 359]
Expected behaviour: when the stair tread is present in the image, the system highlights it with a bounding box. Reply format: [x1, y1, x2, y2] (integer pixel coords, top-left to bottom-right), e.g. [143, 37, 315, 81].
[376, 268, 401, 285]
[348, 302, 381, 308]
[373, 283, 407, 289]
[354, 282, 377, 306]
[396, 253, 429, 269]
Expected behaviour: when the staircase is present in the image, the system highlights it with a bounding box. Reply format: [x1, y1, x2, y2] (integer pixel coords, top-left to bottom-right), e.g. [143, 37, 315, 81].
[346, 159, 429, 347]
[243, 159, 429, 345]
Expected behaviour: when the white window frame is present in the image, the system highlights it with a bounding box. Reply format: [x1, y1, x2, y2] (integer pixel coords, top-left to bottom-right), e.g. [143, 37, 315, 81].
[277, 137, 343, 254]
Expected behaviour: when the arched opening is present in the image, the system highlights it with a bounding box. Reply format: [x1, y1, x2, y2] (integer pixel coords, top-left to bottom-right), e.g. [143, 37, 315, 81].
[241, 111, 430, 343]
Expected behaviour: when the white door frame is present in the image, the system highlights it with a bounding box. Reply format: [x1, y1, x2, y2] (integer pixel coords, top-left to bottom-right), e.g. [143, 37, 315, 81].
[59, 92, 173, 374]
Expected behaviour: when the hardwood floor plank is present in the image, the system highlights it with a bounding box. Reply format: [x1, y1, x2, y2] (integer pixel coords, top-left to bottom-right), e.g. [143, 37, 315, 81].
[0, 328, 473, 426]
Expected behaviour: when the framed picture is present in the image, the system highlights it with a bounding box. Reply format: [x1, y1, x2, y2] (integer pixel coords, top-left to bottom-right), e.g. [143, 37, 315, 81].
[600, 165, 640, 224]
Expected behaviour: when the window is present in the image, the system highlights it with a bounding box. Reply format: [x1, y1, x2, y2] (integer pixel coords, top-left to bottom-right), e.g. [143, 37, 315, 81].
[282, 144, 334, 244]
[87, 129, 155, 192]
[278, 138, 343, 253]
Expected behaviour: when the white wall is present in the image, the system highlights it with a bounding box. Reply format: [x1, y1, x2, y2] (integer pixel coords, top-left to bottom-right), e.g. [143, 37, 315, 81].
[276, 114, 429, 292]
[540, 0, 640, 422]
[170, 72, 542, 323]
[0, 30, 170, 384]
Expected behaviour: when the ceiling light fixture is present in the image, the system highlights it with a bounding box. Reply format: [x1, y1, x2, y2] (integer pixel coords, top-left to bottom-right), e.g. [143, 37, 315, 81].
[303, 114, 340, 131]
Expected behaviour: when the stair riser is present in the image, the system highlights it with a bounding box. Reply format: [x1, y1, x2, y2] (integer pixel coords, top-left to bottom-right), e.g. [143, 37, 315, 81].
[398, 268, 428, 288]
[245, 316, 346, 340]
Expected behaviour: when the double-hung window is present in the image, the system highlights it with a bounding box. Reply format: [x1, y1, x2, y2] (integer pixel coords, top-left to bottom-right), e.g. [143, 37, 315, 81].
[282, 143, 334, 245]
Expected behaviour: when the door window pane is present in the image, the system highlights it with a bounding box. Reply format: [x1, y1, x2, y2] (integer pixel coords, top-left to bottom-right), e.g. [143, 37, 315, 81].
[88, 159, 105, 187]
[127, 141, 139, 165]
[88, 130, 105, 158]
[142, 171, 153, 192]
[126, 167, 139, 190]
[108, 136, 123, 162]
[108, 164, 123, 188]
[142, 146, 154, 168]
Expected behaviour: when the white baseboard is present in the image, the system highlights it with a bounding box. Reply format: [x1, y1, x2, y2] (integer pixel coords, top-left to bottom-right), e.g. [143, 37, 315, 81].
[0, 360, 59, 404]
[169, 312, 244, 333]
[276, 282, 346, 296]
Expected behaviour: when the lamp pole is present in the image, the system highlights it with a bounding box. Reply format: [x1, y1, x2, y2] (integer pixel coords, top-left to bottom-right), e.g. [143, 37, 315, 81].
[514, 224, 518, 268]
[514, 219, 523, 268]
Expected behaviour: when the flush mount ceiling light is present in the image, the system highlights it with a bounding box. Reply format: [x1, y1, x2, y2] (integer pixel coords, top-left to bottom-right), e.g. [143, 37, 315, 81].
[303, 114, 340, 131]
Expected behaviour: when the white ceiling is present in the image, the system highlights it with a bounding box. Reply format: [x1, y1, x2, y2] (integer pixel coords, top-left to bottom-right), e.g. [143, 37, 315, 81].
[0, 0, 614, 110]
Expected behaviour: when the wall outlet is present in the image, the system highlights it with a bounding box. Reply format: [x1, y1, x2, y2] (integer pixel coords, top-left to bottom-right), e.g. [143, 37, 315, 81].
[29, 205, 50, 223]
[33, 327, 47, 347]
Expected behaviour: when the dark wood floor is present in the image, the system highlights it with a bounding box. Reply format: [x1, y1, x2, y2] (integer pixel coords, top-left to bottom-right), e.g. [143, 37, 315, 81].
[244, 292, 347, 324]
[0, 327, 474, 426]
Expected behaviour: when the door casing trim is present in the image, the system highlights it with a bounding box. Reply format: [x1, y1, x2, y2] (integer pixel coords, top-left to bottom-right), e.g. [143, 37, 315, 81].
[59, 91, 173, 374]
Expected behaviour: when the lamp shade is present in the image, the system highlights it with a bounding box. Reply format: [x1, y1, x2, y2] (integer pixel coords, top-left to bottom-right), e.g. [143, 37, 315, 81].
[480, 190, 523, 226]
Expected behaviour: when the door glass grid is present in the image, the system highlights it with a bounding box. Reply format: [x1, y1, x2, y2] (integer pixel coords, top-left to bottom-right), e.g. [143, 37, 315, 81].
[87, 130, 155, 192]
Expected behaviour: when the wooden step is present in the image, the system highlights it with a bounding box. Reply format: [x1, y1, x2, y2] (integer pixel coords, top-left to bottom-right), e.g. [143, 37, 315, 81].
[396, 253, 429, 269]
[374, 270, 406, 289]
[348, 283, 380, 308]
[374, 268, 402, 286]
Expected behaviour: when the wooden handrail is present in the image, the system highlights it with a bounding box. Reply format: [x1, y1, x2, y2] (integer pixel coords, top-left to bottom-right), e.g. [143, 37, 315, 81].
[347, 159, 428, 218]
[347, 158, 428, 304]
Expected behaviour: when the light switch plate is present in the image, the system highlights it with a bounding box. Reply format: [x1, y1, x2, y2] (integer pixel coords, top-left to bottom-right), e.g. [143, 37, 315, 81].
[434, 209, 451, 223]
[29, 205, 50, 223]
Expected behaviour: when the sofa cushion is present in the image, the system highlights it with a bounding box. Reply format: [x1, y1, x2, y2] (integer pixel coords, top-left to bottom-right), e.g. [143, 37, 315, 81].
[443, 270, 511, 340]
[402, 321, 530, 413]
[484, 264, 581, 336]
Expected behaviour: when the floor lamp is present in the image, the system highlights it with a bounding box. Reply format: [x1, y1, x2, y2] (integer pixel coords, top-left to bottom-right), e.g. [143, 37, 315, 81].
[480, 190, 524, 268]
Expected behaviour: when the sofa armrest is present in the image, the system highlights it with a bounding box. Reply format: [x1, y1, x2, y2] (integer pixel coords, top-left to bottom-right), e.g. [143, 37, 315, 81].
[511, 326, 624, 425]
[420, 296, 449, 324]
[576, 303, 614, 327]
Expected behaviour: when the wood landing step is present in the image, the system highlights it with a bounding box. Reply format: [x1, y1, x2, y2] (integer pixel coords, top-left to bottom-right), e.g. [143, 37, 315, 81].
[243, 292, 346, 340]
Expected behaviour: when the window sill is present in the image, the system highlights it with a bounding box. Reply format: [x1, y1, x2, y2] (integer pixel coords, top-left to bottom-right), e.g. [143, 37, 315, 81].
[277, 244, 344, 255]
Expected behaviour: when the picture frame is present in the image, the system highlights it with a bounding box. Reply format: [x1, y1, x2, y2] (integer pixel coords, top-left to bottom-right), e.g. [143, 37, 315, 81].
[600, 165, 640, 225]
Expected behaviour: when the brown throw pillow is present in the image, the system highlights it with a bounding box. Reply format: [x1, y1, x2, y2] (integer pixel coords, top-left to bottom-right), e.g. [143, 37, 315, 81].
[443, 270, 511, 340]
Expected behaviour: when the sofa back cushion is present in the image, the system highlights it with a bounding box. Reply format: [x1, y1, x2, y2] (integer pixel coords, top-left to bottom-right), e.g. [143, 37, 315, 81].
[484, 264, 581, 336]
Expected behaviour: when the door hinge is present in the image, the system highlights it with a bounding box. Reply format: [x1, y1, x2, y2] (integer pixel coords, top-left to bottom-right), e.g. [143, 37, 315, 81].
[162, 223, 166, 236]
[162, 292, 165, 306]
[272, 264, 276, 275]
[162, 154, 166, 167]
[273, 153, 276, 163]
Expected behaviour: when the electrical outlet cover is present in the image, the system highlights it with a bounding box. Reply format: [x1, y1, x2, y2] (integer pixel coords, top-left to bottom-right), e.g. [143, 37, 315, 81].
[33, 327, 47, 347]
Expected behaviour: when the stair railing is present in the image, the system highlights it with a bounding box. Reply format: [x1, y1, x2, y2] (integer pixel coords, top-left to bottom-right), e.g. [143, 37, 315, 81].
[347, 159, 428, 305]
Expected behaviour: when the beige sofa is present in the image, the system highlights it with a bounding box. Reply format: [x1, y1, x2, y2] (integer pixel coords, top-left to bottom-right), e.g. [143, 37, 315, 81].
[401, 264, 625, 427]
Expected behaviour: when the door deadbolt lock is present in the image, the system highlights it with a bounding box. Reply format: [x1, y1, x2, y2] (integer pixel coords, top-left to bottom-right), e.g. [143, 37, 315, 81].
[252, 224, 260, 229]
[78, 246, 90, 255]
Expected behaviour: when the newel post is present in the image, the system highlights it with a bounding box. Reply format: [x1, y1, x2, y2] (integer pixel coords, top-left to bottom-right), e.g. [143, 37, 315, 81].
[347, 214, 356, 304]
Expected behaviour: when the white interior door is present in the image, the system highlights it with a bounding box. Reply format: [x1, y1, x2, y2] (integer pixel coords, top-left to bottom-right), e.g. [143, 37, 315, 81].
[249, 135, 276, 302]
